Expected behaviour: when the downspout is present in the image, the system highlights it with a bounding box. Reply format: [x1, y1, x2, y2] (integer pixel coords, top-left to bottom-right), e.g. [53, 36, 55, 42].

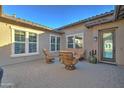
[114, 5, 120, 21]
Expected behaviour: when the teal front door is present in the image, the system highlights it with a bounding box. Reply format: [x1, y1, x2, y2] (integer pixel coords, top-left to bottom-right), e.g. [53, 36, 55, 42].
[100, 30, 116, 62]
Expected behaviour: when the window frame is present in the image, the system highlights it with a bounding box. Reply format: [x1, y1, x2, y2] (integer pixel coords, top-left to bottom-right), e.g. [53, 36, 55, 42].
[67, 36, 75, 48]
[11, 27, 39, 57]
[29, 32, 37, 53]
[14, 30, 26, 54]
[66, 33, 84, 49]
[56, 36, 60, 51]
[50, 34, 60, 52]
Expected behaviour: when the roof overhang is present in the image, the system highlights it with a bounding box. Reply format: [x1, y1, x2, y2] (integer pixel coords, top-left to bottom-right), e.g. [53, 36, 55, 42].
[84, 15, 114, 28]
[0, 14, 52, 31]
[114, 5, 124, 20]
[0, 14, 62, 34]
[56, 10, 114, 30]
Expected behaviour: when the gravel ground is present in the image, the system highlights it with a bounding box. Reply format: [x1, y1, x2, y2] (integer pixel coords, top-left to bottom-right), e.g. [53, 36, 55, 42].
[1, 58, 124, 88]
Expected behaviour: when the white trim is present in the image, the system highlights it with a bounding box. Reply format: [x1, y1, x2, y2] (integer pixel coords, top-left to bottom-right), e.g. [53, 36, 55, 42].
[26, 32, 29, 54]
[11, 52, 39, 58]
[49, 34, 60, 52]
[37, 34, 39, 54]
[66, 32, 84, 48]
[11, 28, 15, 56]
[11, 27, 40, 57]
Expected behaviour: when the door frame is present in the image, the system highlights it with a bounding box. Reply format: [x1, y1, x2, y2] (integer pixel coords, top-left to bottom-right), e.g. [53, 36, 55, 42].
[98, 27, 116, 63]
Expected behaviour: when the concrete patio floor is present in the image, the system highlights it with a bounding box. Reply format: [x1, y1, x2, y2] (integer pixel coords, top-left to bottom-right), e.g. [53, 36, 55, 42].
[1, 58, 124, 88]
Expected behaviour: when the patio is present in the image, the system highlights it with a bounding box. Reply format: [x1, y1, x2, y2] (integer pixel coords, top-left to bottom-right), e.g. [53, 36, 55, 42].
[1, 58, 124, 88]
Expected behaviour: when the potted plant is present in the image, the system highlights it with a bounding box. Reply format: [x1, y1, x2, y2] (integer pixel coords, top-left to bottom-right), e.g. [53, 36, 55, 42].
[88, 50, 97, 64]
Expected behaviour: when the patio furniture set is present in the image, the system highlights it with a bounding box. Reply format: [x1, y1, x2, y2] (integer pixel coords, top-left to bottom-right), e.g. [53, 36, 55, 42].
[43, 48, 85, 70]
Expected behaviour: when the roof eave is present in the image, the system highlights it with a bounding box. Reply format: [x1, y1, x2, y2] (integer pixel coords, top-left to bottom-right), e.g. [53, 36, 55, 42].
[1, 14, 53, 31]
[56, 10, 114, 30]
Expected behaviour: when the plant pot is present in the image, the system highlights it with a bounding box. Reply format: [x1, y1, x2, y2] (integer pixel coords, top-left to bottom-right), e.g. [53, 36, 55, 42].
[88, 56, 97, 64]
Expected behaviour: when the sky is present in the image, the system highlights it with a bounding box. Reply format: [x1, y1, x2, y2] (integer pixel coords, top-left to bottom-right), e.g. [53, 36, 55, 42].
[3, 5, 114, 29]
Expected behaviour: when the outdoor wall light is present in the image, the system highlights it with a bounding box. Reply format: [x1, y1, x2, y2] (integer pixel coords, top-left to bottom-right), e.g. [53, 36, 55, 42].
[93, 36, 98, 41]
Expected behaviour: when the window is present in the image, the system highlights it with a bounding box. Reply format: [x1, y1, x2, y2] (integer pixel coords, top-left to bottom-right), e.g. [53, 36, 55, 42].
[75, 34, 83, 48]
[29, 33, 37, 53]
[66, 33, 83, 48]
[12, 28, 39, 57]
[51, 36, 56, 51]
[14, 30, 26, 54]
[50, 35, 60, 51]
[56, 37, 60, 50]
[67, 36, 74, 48]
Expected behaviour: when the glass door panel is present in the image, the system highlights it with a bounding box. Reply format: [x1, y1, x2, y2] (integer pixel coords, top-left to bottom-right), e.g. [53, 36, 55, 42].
[100, 30, 115, 62]
[103, 32, 113, 59]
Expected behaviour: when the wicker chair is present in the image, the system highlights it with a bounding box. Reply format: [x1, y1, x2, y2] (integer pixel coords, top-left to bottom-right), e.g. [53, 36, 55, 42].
[43, 49, 54, 64]
[59, 51, 78, 70]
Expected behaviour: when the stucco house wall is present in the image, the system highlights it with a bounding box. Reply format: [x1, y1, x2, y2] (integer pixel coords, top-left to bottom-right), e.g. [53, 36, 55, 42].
[59, 18, 124, 65]
[0, 21, 60, 66]
[90, 19, 124, 65]
[60, 23, 93, 59]
[0, 5, 124, 66]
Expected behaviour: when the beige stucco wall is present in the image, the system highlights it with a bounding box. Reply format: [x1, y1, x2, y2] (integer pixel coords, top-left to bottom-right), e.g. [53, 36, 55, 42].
[59, 19, 124, 65]
[90, 19, 124, 65]
[0, 22, 60, 66]
[1, 17, 124, 66]
[59, 24, 93, 59]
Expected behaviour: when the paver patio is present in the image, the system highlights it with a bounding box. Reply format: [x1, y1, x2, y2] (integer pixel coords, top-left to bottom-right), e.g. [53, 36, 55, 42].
[1, 58, 124, 88]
